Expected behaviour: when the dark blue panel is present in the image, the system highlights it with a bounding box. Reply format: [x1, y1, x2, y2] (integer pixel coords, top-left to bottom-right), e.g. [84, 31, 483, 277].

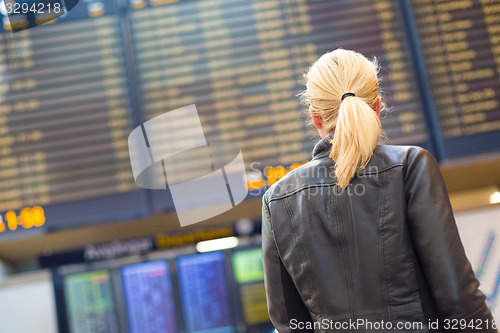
[403, 0, 500, 160]
[125, 0, 431, 213]
[177, 252, 235, 333]
[0, 0, 152, 237]
[121, 261, 178, 333]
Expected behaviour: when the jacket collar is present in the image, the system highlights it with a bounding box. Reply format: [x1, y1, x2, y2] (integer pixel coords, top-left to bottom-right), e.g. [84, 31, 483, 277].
[312, 133, 334, 159]
[312, 134, 386, 174]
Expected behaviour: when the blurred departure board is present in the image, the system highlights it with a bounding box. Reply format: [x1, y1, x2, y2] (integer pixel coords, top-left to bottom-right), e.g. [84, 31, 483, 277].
[126, 0, 430, 212]
[177, 252, 235, 333]
[0, 0, 149, 236]
[232, 248, 264, 284]
[63, 270, 119, 333]
[232, 248, 271, 327]
[409, 0, 500, 157]
[239, 283, 269, 326]
[6, 0, 500, 234]
[127, 0, 428, 166]
[121, 261, 178, 333]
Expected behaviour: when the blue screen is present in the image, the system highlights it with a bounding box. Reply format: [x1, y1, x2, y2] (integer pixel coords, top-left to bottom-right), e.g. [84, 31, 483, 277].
[176, 252, 234, 333]
[121, 261, 178, 333]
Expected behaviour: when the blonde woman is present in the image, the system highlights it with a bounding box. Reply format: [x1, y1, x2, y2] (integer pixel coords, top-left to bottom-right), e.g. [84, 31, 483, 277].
[261, 49, 496, 332]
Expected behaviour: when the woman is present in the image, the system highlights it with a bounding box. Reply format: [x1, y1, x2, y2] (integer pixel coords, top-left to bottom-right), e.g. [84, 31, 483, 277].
[261, 49, 496, 332]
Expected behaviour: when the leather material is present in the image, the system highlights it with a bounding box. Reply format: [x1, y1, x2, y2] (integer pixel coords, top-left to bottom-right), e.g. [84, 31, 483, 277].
[262, 135, 496, 333]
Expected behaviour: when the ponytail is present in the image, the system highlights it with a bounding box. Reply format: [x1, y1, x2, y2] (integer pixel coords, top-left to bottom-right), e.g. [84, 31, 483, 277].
[329, 96, 381, 188]
[302, 49, 383, 188]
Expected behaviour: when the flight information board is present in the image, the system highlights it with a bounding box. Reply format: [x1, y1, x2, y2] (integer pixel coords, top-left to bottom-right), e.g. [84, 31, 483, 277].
[232, 248, 270, 327]
[232, 248, 264, 284]
[0, 0, 149, 236]
[126, 0, 430, 211]
[121, 261, 178, 333]
[4, 0, 500, 234]
[409, 0, 500, 157]
[176, 251, 235, 333]
[63, 270, 119, 333]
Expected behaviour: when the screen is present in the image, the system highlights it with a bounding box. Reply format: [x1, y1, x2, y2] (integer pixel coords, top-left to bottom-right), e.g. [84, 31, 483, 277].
[409, 0, 500, 157]
[232, 248, 264, 284]
[121, 261, 178, 333]
[0, 0, 149, 235]
[3, 0, 499, 234]
[232, 248, 270, 326]
[239, 283, 270, 326]
[127, 0, 431, 210]
[63, 270, 119, 333]
[176, 251, 235, 333]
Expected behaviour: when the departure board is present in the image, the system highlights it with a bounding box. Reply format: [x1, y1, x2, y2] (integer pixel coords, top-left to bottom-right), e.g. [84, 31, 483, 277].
[176, 252, 235, 333]
[121, 261, 178, 333]
[0, 0, 149, 236]
[232, 248, 264, 284]
[126, 0, 430, 211]
[232, 248, 270, 327]
[6, 0, 500, 235]
[63, 270, 119, 333]
[409, 0, 500, 157]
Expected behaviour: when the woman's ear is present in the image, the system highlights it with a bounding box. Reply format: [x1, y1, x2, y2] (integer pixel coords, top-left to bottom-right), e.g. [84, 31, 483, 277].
[310, 106, 323, 130]
[374, 96, 381, 117]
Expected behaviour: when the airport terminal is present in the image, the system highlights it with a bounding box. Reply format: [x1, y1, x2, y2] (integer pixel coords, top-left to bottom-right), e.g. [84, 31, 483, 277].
[0, 0, 499, 332]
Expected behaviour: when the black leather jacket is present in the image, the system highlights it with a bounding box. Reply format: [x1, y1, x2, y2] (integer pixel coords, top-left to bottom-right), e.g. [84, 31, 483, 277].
[262, 135, 496, 332]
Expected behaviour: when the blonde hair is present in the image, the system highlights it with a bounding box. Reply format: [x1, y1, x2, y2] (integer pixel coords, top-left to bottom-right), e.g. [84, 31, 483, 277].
[303, 49, 382, 188]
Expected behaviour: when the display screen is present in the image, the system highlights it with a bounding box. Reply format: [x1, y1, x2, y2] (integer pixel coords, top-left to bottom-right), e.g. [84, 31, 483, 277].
[239, 282, 270, 326]
[232, 248, 270, 326]
[127, 0, 430, 210]
[409, 0, 500, 157]
[63, 270, 119, 333]
[1, 0, 499, 234]
[232, 248, 264, 284]
[121, 261, 177, 333]
[176, 251, 235, 333]
[0, 0, 149, 235]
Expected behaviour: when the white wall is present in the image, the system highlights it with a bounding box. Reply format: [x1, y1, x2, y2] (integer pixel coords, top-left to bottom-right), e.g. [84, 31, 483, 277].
[0, 270, 58, 333]
[455, 205, 500, 322]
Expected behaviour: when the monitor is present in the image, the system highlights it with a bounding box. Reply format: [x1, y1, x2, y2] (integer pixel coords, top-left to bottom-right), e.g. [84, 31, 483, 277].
[63, 270, 119, 333]
[121, 261, 178, 333]
[176, 251, 235, 333]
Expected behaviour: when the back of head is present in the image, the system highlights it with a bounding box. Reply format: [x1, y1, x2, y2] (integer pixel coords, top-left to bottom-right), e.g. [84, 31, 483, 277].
[303, 49, 382, 188]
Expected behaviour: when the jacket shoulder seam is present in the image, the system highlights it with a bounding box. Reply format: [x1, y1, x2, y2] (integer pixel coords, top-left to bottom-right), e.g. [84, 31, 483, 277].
[358, 163, 404, 175]
[403, 147, 421, 172]
[267, 164, 404, 203]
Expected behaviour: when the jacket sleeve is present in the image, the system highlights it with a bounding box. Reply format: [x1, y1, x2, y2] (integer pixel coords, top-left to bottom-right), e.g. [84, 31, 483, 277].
[404, 147, 496, 332]
[262, 195, 313, 333]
